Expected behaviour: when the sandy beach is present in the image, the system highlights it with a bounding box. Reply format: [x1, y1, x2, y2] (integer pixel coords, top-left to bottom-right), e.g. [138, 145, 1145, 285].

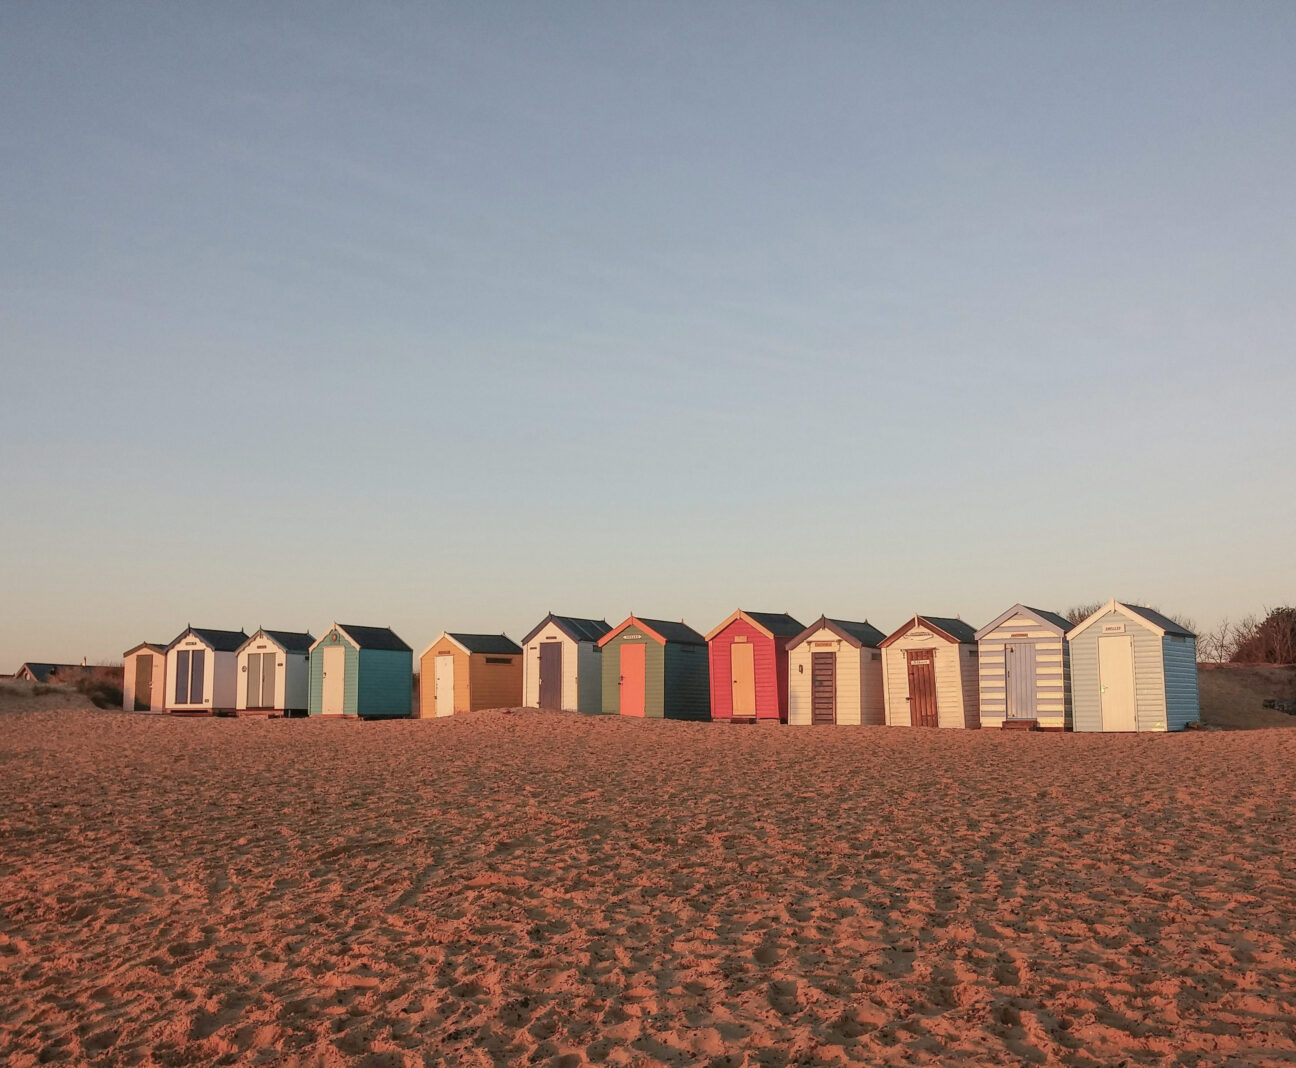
[2, 704, 1295, 1066]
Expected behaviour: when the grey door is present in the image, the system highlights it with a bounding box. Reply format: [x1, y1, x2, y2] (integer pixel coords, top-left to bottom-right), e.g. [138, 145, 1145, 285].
[261, 654, 277, 709]
[246, 653, 262, 708]
[1004, 642, 1037, 720]
[538, 641, 562, 709]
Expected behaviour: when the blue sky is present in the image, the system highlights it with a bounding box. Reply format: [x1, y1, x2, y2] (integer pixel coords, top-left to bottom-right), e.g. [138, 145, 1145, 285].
[3, 3, 1294, 665]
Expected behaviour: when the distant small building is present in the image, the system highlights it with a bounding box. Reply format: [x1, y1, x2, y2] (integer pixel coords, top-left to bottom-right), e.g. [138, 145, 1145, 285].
[880, 616, 981, 728]
[786, 617, 887, 726]
[308, 624, 413, 719]
[597, 616, 710, 719]
[235, 629, 314, 716]
[975, 605, 1073, 730]
[705, 610, 804, 723]
[123, 643, 168, 712]
[419, 633, 524, 717]
[16, 662, 84, 684]
[1067, 601, 1199, 732]
[166, 627, 249, 715]
[521, 614, 611, 713]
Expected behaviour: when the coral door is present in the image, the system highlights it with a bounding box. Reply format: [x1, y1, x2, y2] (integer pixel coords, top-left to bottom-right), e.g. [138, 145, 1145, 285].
[811, 651, 836, 724]
[1098, 635, 1137, 731]
[321, 645, 345, 716]
[434, 655, 455, 717]
[538, 641, 562, 709]
[619, 642, 646, 717]
[905, 649, 938, 727]
[134, 654, 152, 711]
[1004, 642, 1037, 720]
[730, 642, 756, 719]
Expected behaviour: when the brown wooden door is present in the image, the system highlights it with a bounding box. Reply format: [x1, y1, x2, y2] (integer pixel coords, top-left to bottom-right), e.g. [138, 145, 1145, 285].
[811, 652, 835, 724]
[538, 641, 562, 709]
[906, 649, 939, 727]
[730, 642, 756, 718]
[619, 643, 646, 717]
[135, 654, 152, 711]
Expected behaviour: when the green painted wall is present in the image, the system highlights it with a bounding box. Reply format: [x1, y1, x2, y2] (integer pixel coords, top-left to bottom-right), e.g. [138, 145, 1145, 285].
[600, 632, 665, 717]
[357, 648, 414, 718]
[665, 643, 711, 720]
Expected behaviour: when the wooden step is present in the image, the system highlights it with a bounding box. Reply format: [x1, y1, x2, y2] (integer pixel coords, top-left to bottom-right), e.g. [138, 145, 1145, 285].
[1001, 719, 1039, 731]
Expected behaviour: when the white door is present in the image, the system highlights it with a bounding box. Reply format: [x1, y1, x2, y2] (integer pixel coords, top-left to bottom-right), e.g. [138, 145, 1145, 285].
[434, 655, 455, 717]
[1098, 635, 1137, 731]
[321, 645, 346, 716]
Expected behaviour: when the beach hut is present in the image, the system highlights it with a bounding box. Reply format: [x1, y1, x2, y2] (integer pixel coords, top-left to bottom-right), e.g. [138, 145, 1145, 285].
[235, 629, 314, 716]
[880, 616, 980, 728]
[705, 610, 804, 722]
[1067, 600, 1199, 732]
[521, 614, 611, 713]
[786, 617, 887, 725]
[597, 616, 710, 719]
[165, 626, 249, 715]
[419, 633, 523, 718]
[975, 605, 1073, 730]
[308, 624, 413, 719]
[122, 642, 168, 712]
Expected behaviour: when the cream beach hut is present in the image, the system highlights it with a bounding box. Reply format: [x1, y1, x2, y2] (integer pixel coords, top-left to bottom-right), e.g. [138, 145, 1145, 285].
[235, 629, 314, 716]
[165, 626, 248, 715]
[880, 616, 980, 728]
[1067, 601, 1199, 732]
[786, 617, 887, 725]
[123, 642, 168, 712]
[974, 605, 1073, 730]
[521, 614, 611, 713]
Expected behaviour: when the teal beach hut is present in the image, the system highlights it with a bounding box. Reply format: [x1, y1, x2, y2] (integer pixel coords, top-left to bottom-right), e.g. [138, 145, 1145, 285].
[308, 623, 413, 719]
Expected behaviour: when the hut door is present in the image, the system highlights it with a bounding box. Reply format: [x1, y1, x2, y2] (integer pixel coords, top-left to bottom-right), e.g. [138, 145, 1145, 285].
[619, 643, 646, 717]
[321, 645, 346, 716]
[811, 652, 836, 725]
[134, 655, 152, 711]
[1098, 635, 1137, 731]
[261, 654, 277, 709]
[905, 650, 939, 727]
[434, 655, 455, 717]
[246, 653, 263, 708]
[1004, 642, 1037, 720]
[538, 642, 562, 710]
[731, 642, 756, 719]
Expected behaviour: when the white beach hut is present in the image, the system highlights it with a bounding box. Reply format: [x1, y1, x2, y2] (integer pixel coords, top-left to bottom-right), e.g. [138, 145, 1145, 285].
[165, 626, 248, 715]
[235, 629, 314, 716]
[521, 613, 611, 713]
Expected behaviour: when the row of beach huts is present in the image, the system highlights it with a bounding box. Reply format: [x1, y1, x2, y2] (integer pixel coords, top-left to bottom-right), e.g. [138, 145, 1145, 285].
[121, 600, 1200, 732]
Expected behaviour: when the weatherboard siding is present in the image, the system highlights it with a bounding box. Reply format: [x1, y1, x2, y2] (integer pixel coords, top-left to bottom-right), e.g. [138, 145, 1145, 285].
[883, 629, 971, 728]
[977, 614, 1068, 728]
[467, 651, 523, 710]
[709, 617, 781, 721]
[665, 644, 710, 720]
[1070, 610, 1167, 732]
[1163, 635, 1200, 730]
[786, 628, 884, 726]
[309, 637, 359, 716]
[357, 648, 413, 717]
[576, 641, 602, 716]
[600, 633, 666, 717]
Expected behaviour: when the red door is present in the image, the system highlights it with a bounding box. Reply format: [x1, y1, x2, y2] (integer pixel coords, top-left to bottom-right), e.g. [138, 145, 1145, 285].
[620, 643, 646, 717]
[906, 649, 939, 727]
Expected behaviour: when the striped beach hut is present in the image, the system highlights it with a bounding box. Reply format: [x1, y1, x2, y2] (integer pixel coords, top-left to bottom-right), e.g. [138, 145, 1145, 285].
[419, 633, 523, 717]
[522, 614, 611, 713]
[975, 605, 1073, 730]
[123, 642, 168, 712]
[880, 616, 980, 728]
[597, 616, 710, 719]
[308, 624, 413, 719]
[166, 626, 249, 715]
[786, 617, 887, 725]
[1067, 601, 1199, 732]
[705, 610, 803, 722]
[235, 629, 314, 716]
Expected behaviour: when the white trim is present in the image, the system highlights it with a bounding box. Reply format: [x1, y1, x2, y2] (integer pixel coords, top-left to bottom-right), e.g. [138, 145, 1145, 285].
[974, 603, 1067, 641]
[1066, 599, 1170, 640]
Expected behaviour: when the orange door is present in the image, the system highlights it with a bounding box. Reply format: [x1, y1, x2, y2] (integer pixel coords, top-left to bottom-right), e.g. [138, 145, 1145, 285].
[620, 642, 646, 717]
[730, 642, 756, 718]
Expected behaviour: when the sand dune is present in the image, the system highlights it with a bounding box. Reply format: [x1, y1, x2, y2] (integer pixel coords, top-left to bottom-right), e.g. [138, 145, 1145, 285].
[2, 707, 1295, 1066]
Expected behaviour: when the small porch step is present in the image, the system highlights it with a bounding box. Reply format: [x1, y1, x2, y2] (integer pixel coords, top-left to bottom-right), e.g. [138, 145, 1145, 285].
[1001, 719, 1039, 731]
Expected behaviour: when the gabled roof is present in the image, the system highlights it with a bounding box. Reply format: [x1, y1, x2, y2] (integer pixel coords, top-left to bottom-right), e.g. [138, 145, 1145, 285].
[447, 633, 522, 655]
[788, 616, 887, 650]
[597, 615, 707, 648]
[310, 624, 411, 652]
[1067, 600, 1196, 639]
[974, 604, 1071, 641]
[879, 615, 978, 648]
[521, 613, 612, 645]
[167, 627, 249, 653]
[238, 628, 315, 655]
[17, 662, 80, 683]
[705, 610, 805, 642]
[123, 642, 168, 657]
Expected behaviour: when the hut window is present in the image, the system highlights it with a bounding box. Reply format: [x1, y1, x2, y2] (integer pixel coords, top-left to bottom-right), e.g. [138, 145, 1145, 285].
[871, 652, 881, 661]
[486, 656, 513, 664]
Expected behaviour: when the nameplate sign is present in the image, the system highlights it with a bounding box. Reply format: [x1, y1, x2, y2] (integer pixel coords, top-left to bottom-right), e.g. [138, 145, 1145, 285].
[1103, 624, 1126, 634]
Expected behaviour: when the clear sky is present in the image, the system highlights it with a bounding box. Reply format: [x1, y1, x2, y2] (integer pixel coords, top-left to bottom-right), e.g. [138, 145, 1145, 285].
[3, 3, 1294, 666]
